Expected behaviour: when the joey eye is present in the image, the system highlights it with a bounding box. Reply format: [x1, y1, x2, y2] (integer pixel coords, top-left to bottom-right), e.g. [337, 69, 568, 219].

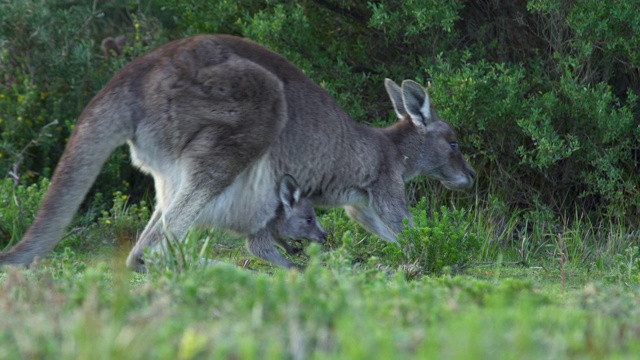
[449, 142, 458, 150]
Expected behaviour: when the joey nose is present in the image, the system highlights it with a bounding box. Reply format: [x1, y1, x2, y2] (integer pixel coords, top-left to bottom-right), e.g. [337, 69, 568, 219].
[125, 251, 147, 273]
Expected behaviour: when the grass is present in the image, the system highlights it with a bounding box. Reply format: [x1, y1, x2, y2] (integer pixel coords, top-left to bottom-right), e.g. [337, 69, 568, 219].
[2, 189, 640, 359]
[2, 253, 640, 359]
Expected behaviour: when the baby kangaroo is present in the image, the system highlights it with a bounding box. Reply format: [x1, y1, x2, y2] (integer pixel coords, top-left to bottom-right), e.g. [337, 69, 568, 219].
[247, 174, 327, 268]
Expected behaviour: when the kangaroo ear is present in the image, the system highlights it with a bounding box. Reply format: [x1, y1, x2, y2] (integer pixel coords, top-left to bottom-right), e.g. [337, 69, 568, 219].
[401, 80, 433, 127]
[384, 78, 407, 120]
[279, 174, 301, 209]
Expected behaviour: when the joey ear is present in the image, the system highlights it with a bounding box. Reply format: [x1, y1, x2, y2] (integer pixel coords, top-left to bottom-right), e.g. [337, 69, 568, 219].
[279, 174, 301, 209]
[384, 78, 407, 119]
[401, 80, 433, 127]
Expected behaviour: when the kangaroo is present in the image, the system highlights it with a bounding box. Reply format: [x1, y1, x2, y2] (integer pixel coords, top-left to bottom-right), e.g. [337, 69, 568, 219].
[247, 174, 327, 268]
[101, 35, 126, 58]
[157, 174, 325, 269]
[0, 34, 475, 272]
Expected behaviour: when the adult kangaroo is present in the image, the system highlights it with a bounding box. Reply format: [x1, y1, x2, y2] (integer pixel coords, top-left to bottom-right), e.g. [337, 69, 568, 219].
[0, 34, 475, 271]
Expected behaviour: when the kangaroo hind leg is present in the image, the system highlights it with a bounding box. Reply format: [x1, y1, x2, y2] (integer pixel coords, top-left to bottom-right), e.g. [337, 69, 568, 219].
[126, 131, 272, 271]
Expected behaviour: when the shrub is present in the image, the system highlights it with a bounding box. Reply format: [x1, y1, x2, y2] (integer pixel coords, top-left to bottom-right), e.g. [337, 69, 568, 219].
[0, 0, 164, 204]
[384, 202, 480, 275]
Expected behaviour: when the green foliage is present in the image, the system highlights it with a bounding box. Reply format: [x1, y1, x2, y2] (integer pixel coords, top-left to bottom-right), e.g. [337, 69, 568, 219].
[316, 203, 481, 276]
[429, 57, 637, 217]
[0, 0, 163, 203]
[71, 191, 152, 252]
[0, 178, 48, 249]
[0, 0, 98, 176]
[144, 229, 214, 278]
[383, 203, 480, 275]
[3, 253, 640, 358]
[606, 245, 640, 287]
[369, 0, 463, 37]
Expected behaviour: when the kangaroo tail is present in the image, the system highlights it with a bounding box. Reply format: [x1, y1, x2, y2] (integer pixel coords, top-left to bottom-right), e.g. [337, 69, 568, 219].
[0, 93, 134, 266]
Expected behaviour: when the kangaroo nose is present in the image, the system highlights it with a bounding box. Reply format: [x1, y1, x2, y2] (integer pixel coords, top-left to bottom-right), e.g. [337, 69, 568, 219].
[318, 229, 328, 243]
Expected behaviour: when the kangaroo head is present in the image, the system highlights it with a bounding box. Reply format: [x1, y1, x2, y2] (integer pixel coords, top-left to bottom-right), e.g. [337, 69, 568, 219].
[276, 174, 327, 243]
[385, 79, 475, 190]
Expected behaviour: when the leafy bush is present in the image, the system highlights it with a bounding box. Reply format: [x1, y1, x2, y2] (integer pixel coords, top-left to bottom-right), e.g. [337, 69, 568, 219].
[429, 58, 638, 216]
[384, 203, 480, 275]
[0, 0, 164, 203]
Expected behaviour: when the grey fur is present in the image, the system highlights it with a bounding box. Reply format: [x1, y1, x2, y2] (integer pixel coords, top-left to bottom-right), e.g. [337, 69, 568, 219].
[0, 35, 474, 271]
[248, 175, 327, 268]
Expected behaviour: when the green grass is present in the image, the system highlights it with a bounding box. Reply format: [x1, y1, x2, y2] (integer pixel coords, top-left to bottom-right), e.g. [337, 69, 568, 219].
[2, 196, 640, 359]
[2, 252, 640, 359]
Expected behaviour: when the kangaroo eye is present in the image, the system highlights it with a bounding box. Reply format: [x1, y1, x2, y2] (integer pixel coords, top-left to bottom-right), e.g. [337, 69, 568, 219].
[449, 142, 458, 150]
[306, 217, 313, 224]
